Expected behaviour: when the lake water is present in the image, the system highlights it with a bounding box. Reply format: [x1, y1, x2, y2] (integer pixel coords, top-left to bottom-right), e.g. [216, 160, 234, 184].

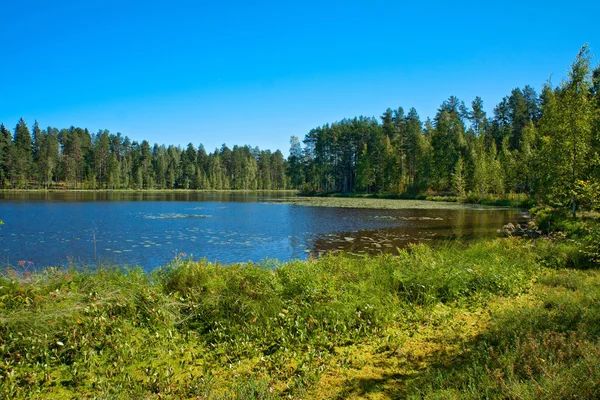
[0, 192, 526, 270]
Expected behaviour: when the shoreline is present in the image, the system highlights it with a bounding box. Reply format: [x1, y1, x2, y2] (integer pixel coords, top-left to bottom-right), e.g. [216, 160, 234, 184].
[1, 236, 598, 398]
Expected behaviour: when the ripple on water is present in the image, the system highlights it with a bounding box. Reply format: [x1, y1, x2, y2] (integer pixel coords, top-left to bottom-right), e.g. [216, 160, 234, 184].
[144, 213, 211, 220]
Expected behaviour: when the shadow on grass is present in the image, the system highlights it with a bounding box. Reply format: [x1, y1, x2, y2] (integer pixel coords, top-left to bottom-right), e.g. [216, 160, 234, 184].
[334, 372, 416, 400]
[407, 268, 600, 399]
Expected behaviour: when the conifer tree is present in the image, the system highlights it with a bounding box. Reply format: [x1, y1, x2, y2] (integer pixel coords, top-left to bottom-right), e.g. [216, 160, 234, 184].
[13, 118, 33, 188]
[0, 124, 15, 188]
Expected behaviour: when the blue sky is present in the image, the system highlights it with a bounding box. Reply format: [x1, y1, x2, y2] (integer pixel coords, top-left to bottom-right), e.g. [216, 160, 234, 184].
[1, 0, 599, 155]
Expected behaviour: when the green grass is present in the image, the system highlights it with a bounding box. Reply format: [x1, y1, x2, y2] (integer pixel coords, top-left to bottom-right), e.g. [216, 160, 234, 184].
[276, 196, 515, 210]
[408, 267, 600, 399]
[0, 234, 598, 399]
[295, 191, 532, 209]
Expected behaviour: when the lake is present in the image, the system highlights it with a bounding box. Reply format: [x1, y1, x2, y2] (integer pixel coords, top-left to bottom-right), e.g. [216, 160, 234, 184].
[0, 192, 526, 270]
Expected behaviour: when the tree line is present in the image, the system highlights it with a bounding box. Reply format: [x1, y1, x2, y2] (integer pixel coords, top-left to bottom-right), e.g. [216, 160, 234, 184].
[0, 123, 288, 190]
[1, 45, 598, 215]
[288, 45, 600, 214]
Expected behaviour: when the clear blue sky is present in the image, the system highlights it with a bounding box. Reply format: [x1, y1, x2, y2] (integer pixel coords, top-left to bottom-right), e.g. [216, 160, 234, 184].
[1, 0, 598, 155]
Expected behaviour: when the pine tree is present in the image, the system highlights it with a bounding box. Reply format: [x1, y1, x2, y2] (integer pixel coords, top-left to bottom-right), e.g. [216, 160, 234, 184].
[93, 130, 110, 188]
[468, 96, 486, 137]
[0, 124, 15, 188]
[355, 143, 374, 193]
[39, 127, 59, 188]
[271, 150, 287, 190]
[404, 108, 422, 189]
[288, 136, 305, 188]
[508, 88, 529, 150]
[31, 121, 43, 185]
[13, 118, 33, 188]
[431, 98, 466, 190]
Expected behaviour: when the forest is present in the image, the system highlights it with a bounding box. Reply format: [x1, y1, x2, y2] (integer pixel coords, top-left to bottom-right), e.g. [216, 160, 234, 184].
[290, 45, 600, 215]
[1, 45, 599, 215]
[0, 125, 289, 191]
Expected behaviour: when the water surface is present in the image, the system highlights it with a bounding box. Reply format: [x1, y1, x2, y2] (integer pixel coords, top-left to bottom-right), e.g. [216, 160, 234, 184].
[0, 192, 526, 270]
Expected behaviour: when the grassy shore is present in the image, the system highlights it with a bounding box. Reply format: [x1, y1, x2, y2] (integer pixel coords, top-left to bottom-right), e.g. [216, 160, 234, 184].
[0, 188, 530, 209]
[274, 195, 518, 211]
[293, 192, 532, 210]
[1, 229, 599, 399]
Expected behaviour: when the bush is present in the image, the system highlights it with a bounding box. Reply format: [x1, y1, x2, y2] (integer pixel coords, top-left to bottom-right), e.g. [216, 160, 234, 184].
[578, 223, 600, 267]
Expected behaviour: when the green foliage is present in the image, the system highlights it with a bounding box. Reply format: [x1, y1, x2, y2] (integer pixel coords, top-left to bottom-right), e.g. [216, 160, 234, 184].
[391, 240, 537, 305]
[2, 234, 599, 398]
[529, 206, 572, 233]
[0, 238, 546, 398]
[0, 122, 290, 191]
[355, 143, 375, 193]
[535, 45, 596, 216]
[577, 223, 600, 266]
[285, 44, 600, 221]
[431, 98, 466, 191]
[527, 207, 600, 270]
[576, 178, 600, 211]
[409, 267, 600, 399]
[451, 156, 466, 198]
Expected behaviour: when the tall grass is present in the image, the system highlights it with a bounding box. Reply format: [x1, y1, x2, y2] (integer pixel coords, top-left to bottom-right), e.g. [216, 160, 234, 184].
[0, 237, 595, 399]
[408, 267, 600, 399]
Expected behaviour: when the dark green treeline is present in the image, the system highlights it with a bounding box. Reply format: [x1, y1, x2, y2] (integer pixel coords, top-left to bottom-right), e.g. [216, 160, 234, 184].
[0, 123, 288, 190]
[288, 45, 600, 213]
[1, 46, 599, 214]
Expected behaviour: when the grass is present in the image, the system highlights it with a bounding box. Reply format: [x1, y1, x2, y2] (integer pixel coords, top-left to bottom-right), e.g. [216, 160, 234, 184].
[0, 234, 598, 399]
[406, 267, 600, 399]
[1, 188, 527, 210]
[275, 196, 516, 211]
[295, 191, 533, 209]
[0, 189, 530, 213]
